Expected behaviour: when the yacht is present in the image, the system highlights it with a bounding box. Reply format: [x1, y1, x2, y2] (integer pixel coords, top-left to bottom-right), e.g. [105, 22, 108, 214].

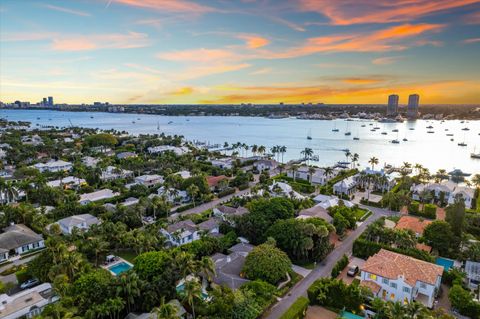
[427, 131, 434, 134]
[446, 133, 454, 136]
[361, 124, 366, 127]
[345, 132, 352, 136]
[426, 125, 434, 129]
[353, 137, 360, 140]
[403, 138, 408, 141]
[458, 142, 467, 147]
[168, 121, 173, 124]
[409, 128, 415, 130]
[392, 129, 399, 132]
[391, 139, 400, 144]
[471, 152, 480, 159]
[462, 127, 470, 131]
[307, 129, 312, 140]
[381, 132, 388, 135]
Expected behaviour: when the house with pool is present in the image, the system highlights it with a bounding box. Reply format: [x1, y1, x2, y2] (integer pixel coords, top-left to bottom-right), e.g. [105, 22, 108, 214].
[360, 249, 443, 308]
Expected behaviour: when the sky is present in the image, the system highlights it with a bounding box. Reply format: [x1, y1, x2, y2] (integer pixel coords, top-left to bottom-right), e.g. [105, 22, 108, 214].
[0, 0, 479, 105]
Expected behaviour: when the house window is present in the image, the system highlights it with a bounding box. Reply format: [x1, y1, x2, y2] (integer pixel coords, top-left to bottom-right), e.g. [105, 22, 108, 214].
[420, 283, 427, 289]
[403, 287, 410, 293]
[390, 283, 397, 289]
[22, 245, 29, 252]
[382, 278, 389, 284]
[369, 274, 377, 280]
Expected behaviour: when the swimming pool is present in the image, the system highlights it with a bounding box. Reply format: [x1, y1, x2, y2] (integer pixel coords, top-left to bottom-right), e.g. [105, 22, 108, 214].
[436, 257, 454, 271]
[108, 262, 133, 275]
[339, 311, 364, 319]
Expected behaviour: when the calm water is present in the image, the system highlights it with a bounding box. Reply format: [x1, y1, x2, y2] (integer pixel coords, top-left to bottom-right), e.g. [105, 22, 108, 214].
[1, 109, 479, 173]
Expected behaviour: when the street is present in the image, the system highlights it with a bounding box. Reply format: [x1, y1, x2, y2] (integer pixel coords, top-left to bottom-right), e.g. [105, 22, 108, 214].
[264, 205, 394, 319]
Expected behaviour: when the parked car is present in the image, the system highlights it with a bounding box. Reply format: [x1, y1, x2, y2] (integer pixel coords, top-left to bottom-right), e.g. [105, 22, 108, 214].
[347, 265, 359, 277]
[20, 278, 40, 289]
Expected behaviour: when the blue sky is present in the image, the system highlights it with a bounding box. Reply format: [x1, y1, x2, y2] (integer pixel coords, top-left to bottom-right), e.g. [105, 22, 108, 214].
[1, 0, 479, 104]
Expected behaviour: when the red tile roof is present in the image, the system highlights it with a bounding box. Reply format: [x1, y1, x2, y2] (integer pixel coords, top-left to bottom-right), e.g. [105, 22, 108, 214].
[395, 216, 432, 235]
[206, 175, 228, 187]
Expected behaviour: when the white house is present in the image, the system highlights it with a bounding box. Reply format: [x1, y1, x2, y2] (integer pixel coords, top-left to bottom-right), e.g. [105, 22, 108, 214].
[46, 176, 86, 188]
[78, 189, 119, 205]
[254, 159, 278, 172]
[0, 224, 44, 262]
[465, 260, 480, 289]
[411, 180, 475, 209]
[356, 168, 399, 192]
[157, 186, 189, 204]
[269, 181, 304, 199]
[287, 166, 339, 185]
[0, 283, 59, 319]
[82, 156, 100, 168]
[33, 160, 72, 173]
[360, 249, 443, 308]
[213, 205, 248, 224]
[313, 194, 355, 210]
[147, 145, 187, 156]
[333, 176, 357, 196]
[160, 220, 200, 246]
[211, 158, 235, 170]
[175, 170, 192, 179]
[21, 134, 43, 146]
[55, 214, 101, 235]
[135, 174, 164, 187]
[101, 166, 133, 181]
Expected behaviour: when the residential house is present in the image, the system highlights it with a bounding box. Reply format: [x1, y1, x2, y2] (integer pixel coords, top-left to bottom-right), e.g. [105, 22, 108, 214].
[254, 159, 278, 172]
[135, 174, 164, 187]
[297, 205, 333, 223]
[0, 283, 59, 319]
[147, 145, 188, 156]
[82, 156, 100, 168]
[411, 180, 475, 209]
[211, 158, 235, 170]
[211, 243, 254, 289]
[55, 214, 101, 235]
[465, 260, 480, 289]
[161, 220, 200, 246]
[116, 151, 137, 160]
[46, 176, 86, 189]
[269, 181, 305, 199]
[360, 249, 443, 308]
[198, 218, 220, 236]
[213, 205, 248, 224]
[287, 166, 339, 185]
[175, 170, 191, 179]
[120, 197, 139, 207]
[78, 189, 119, 205]
[333, 176, 357, 196]
[21, 134, 43, 146]
[0, 224, 44, 261]
[394, 216, 432, 237]
[206, 175, 228, 191]
[32, 160, 72, 173]
[157, 186, 189, 204]
[101, 166, 133, 181]
[313, 194, 355, 210]
[356, 168, 399, 192]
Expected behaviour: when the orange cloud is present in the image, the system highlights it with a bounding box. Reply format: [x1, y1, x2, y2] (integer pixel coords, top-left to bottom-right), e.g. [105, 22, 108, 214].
[44, 4, 91, 17]
[341, 77, 385, 85]
[268, 23, 444, 58]
[372, 56, 404, 65]
[168, 87, 195, 96]
[298, 0, 480, 25]
[157, 48, 236, 63]
[111, 0, 215, 13]
[52, 32, 150, 51]
[238, 35, 270, 49]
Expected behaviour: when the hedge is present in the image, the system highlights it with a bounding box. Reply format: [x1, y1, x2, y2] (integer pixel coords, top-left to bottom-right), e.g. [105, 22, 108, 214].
[409, 203, 436, 219]
[352, 238, 434, 262]
[15, 267, 31, 283]
[238, 183, 249, 191]
[331, 255, 349, 278]
[217, 187, 236, 198]
[279, 296, 309, 319]
[408, 201, 420, 214]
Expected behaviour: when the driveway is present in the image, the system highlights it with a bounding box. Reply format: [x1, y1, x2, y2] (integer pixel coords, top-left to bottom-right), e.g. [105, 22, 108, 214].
[263, 205, 394, 319]
[291, 265, 311, 277]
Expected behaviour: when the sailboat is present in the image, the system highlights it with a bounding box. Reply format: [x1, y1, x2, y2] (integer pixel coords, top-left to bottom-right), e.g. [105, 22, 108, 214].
[471, 147, 480, 159]
[403, 131, 408, 141]
[344, 122, 351, 136]
[391, 132, 400, 144]
[353, 130, 360, 140]
[332, 122, 339, 132]
[307, 129, 312, 140]
[458, 132, 467, 146]
[157, 121, 160, 131]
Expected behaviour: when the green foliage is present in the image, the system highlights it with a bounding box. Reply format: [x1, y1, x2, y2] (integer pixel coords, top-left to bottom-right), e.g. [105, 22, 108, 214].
[266, 218, 333, 263]
[352, 238, 434, 262]
[423, 221, 454, 256]
[181, 176, 210, 195]
[446, 198, 466, 237]
[449, 284, 480, 318]
[408, 201, 420, 214]
[423, 203, 437, 218]
[442, 268, 465, 286]
[331, 255, 349, 278]
[243, 243, 292, 285]
[307, 278, 368, 313]
[85, 133, 117, 147]
[217, 187, 236, 198]
[72, 269, 116, 312]
[15, 267, 31, 283]
[279, 296, 309, 319]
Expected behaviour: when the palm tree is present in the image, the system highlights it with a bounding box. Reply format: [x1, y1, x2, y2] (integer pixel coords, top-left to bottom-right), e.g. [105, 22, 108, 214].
[308, 166, 316, 183]
[290, 164, 299, 181]
[181, 277, 202, 319]
[279, 145, 287, 163]
[61, 252, 84, 281]
[323, 167, 333, 181]
[196, 256, 216, 282]
[301, 147, 313, 165]
[270, 146, 278, 161]
[174, 251, 196, 279]
[251, 144, 258, 157]
[116, 272, 141, 313]
[473, 174, 480, 189]
[151, 297, 179, 319]
[405, 301, 427, 318]
[88, 237, 109, 267]
[186, 184, 199, 207]
[350, 153, 359, 169]
[368, 156, 379, 170]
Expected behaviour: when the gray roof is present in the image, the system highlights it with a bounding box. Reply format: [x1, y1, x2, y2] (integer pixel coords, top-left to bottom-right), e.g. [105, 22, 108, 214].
[0, 224, 43, 250]
[57, 214, 100, 228]
[299, 205, 333, 223]
[167, 219, 197, 233]
[229, 242, 254, 254]
[212, 249, 251, 289]
[216, 205, 249, 217]
[198, 218, 220, 232]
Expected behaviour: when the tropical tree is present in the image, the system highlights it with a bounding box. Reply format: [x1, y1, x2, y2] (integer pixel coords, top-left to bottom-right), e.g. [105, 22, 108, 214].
[368, 157, 379, 170]
[308, 166, 316, 183]
[472, 174, 480, 188]
[196, 256, 216, 282]
[151, 297, 180, 319]
[300, 148, 314, 165]
[187, 184, 200, 207]
[181, 277, 202, 319]
[116, 272, 141, 313]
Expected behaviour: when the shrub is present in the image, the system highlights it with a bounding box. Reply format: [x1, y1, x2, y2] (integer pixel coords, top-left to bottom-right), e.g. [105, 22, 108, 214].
[238, 183, 249, 190]
[307, 278, 366, 313]
[331, 255, 349, 278]
[217, 187, 236, 198]
[243, 243, 292, 285]
[352, 238, 434, 262]
[279, 296, 309, 319]
[423, 204, 437, 219]
[408, 201, 420, 214]
[15, 267, 31, 283]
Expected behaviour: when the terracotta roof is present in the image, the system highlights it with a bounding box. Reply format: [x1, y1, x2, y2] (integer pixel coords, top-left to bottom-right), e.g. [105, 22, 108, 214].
[415, 243, 432, 252]
[395, 216, 432, 235]
[206, 175, 228, 187]
[360, 280, 381, 294]
[361, 249, 443, 286]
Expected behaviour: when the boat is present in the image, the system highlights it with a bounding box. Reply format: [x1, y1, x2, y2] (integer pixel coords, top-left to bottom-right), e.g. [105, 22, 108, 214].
[427, 131, 434, 134]
[361, 124, 366, 127]
[451, 138, 454, 141]
[168, 121, 173, 124]
[446, 133, 454, 136]
[426, 125, 434, 129]
[391, 139, 400, 144]
[137, 118, 140, 120]
[392, 129, 399, 132]
[332, 122, 339, 132]
[344, 122, 351, 136]
[353, 137, 360, 140]
[157, 122, 160, 131]
[90, 116, 94, 119]
[132, 121, 136, 124]
[307, 129, 312, 140]
[462, 127, 470, 131]
[409, 128, 415, 130]
[381, 132, 388, 135]
[370, 129, 376, 132]
[445, 129, 449, 131]
[36, 117, 40, 120]
[458, 142, 467, 147]
[471, 147, 480, 159]
[341, 149, 350, 153]
[403, 138, 408, 141]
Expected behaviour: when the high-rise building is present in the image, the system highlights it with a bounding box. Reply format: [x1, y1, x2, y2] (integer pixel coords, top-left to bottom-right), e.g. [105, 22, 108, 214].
[407, 94, 420, 118]
[387, 94, 399, 116]
[48, 96, 53, 106]
[42, 98, 47, 106]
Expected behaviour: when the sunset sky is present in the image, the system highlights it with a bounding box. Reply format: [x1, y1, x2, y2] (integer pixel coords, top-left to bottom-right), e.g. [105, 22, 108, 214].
[1, 0, 479, 105]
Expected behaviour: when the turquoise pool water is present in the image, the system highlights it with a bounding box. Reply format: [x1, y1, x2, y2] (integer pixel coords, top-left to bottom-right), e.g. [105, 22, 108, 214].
[436, 257, 454, 271]
[108, 262, 132, 275]
[176, 283, 209, 299]
[339, 311, 364, 319]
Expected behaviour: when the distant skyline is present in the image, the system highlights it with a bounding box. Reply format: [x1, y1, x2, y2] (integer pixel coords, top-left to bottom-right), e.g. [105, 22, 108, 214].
[1, 0, 479, 105]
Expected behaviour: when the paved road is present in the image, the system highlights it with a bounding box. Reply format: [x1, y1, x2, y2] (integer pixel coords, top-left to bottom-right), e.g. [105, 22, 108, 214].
[264, 206, 393, 319]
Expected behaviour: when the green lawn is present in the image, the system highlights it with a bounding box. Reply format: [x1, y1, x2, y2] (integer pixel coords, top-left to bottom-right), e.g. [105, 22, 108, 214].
[116, 250, 138, 263]
[477, 195, 480, 213]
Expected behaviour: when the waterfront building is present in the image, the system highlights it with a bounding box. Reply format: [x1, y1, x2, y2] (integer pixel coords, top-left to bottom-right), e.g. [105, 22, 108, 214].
[48, 96, 53, 106]
[407, 94, 420, 118]
[387, 94, 399, 116]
